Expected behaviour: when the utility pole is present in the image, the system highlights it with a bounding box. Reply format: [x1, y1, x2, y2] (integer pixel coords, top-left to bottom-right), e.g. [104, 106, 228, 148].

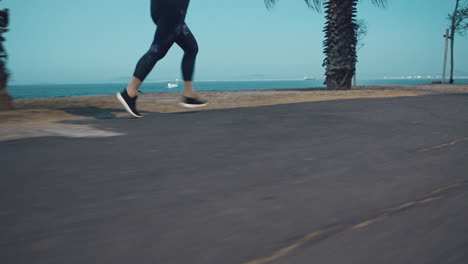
[442, 29, 450, 84]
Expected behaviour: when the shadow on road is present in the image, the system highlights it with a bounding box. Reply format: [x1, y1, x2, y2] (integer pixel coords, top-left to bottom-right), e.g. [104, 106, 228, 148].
[58, 107, 154, 120]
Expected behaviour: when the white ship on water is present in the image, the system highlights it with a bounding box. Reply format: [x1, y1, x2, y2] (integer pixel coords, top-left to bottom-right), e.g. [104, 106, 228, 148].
[167, 79, 179, 88]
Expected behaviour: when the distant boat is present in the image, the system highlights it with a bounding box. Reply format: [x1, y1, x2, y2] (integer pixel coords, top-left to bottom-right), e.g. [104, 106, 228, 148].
[167, 79, 179, 88]
[304, 77, 315, 80]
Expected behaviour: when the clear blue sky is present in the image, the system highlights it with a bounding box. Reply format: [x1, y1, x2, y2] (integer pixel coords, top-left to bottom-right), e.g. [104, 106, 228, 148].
[4, 0, 468, 85]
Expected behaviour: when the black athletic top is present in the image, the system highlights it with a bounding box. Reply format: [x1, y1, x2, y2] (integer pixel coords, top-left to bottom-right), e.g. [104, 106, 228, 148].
[151, 0, 190, 20]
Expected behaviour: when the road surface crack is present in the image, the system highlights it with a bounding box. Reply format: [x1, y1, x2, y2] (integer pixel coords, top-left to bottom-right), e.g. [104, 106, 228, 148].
[242, 181, 468, 264]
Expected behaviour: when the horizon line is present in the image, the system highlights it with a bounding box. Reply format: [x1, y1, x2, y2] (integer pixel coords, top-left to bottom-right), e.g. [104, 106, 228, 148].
[8, 76, 468, 86]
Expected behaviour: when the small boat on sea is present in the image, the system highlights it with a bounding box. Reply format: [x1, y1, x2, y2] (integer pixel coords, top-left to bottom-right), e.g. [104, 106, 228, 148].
[304, 77, 315, 80]
[168, 79, 179, 88]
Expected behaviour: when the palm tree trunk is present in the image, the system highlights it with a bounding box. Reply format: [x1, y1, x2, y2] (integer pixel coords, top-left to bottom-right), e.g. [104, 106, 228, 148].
[0, 61, 12, 111]
[323, 0, 358, 90]
[0, 8, 12, 111]
[449, 0, 459, 84]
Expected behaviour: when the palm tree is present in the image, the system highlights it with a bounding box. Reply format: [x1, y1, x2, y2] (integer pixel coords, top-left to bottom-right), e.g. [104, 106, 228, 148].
[447, 0, 468, 83]
[0, 5, 12, 110]
[265, 0, 386, 90]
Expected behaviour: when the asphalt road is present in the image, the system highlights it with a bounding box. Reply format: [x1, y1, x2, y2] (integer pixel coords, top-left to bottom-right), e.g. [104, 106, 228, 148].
[1, 94, 467, 264]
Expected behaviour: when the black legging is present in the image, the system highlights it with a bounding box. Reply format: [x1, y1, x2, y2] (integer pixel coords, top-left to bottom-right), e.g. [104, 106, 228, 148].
[133, 0, 197, 82]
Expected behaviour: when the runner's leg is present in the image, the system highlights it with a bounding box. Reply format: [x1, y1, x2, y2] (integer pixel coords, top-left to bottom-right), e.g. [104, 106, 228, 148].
[175, 23, 198, 98]
[128, 15, 182, 97]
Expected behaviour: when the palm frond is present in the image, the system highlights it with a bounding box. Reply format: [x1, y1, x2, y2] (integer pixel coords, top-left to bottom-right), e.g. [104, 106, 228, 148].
[304, 0, 323, 11]
[263, 0, 277, 9]
[370, 0, 387, 8]
[264, 0, 323, 11]
[265, 1, 386, 11]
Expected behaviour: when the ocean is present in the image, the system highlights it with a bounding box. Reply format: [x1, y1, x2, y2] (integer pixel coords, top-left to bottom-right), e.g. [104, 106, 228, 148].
[7, 79, 468, 99]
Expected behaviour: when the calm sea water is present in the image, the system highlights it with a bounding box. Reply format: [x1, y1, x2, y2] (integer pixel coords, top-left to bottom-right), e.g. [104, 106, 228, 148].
[8, 79, 468, 99]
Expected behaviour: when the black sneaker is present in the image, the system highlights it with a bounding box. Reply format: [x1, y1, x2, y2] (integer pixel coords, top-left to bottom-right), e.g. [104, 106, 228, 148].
[179, 96, 208, 108]
[116, 89, 143, 118]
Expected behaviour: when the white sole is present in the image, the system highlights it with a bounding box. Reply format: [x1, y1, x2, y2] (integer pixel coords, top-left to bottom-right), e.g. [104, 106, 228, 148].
[116, 93, 143, 118]
[178, 102, 208, 108]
